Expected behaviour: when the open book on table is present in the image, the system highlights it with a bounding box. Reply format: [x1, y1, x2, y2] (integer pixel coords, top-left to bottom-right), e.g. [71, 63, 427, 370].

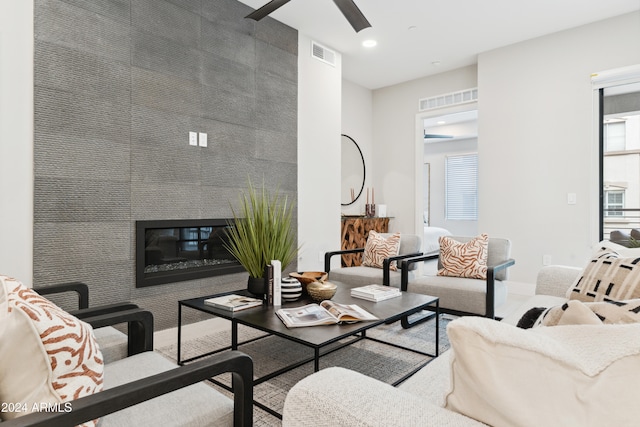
[276, 300, 378, 328]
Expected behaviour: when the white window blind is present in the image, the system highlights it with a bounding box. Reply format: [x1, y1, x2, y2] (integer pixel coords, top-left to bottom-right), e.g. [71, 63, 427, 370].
[604, 122, 626, 152]
[445, 153, 478, 220]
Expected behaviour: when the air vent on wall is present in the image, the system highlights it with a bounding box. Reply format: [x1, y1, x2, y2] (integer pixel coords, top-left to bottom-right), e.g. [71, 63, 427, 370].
[311, 41, 336, 67]
[419, 88, 478, 112]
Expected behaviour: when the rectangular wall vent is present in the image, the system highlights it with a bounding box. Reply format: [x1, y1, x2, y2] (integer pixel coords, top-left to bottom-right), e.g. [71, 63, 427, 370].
[311, 41, 336, 67]
[419, 88, 478, 111]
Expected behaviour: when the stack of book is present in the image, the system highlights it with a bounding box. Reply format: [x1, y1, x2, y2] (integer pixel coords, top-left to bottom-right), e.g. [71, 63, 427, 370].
[204, 294, 263, 312]
[350, 284, 401, 302]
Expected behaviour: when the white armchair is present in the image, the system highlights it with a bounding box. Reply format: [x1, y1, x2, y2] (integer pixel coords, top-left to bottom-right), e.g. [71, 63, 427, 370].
[324, 233, 422, 287]
[400, 236, 514, 323]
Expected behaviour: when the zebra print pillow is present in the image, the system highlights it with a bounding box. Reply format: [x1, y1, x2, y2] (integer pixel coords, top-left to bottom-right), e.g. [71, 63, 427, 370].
[437, 234, 489, 279]
[362, 231, 401, 271]
[0, 275, 104, 425]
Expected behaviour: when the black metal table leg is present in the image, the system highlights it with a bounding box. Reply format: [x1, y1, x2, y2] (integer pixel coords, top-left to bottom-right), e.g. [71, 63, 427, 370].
[314, 347, 320, 372]
[232, 319, 238, 351]
[435, 300, 440, 357]
[177, 302, 183, 365]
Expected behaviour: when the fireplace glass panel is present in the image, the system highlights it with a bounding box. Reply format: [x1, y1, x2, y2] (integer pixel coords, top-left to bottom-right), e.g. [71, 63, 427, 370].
[136, 219, 244, 287]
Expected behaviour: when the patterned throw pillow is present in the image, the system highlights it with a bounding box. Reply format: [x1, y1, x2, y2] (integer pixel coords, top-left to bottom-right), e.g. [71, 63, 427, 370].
[536, 299, 640, 327]
[516, 307, 547, 329]
[362, 231, 401, 271]
[437, 234, 489, 279]
[0, 275, 104, 425]
[566, 248, 640, 302]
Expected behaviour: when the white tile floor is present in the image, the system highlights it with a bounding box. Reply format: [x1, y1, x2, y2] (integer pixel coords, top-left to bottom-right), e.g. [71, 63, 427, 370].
[497, 289, 532, 319]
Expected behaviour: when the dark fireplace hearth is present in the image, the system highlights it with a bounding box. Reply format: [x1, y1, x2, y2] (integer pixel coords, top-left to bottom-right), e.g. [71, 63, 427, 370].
[136, 219, 245, 288]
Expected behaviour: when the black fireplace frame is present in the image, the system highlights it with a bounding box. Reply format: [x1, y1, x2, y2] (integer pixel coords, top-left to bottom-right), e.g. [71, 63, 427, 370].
[135, 219, 246, 288]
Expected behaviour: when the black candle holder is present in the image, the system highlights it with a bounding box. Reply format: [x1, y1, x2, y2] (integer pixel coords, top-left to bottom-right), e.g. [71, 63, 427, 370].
[365, 204, 376, 217]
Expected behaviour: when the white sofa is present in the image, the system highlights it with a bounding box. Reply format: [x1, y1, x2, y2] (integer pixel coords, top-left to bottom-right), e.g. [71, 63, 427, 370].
[282, 264, 640, 426]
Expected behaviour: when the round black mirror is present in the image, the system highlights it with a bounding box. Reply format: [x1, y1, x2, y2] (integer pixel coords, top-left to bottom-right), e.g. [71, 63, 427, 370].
[341, 134, 366, 206]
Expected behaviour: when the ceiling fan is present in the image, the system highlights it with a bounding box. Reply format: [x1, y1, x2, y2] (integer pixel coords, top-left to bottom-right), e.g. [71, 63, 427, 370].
[245, 0, 372, 33]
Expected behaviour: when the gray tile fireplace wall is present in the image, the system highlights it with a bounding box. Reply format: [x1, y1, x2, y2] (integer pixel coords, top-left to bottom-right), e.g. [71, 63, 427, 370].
[33, 0, 298, 330]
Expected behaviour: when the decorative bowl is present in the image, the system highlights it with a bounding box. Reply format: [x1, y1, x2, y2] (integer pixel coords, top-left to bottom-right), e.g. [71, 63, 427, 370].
[289, 271, 328, 285]
[289, 271, 328, 293]
[306, 281, 337, 303]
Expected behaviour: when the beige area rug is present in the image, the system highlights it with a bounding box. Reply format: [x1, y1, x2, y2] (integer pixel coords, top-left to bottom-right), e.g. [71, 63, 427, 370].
[156, 315, 451, 426]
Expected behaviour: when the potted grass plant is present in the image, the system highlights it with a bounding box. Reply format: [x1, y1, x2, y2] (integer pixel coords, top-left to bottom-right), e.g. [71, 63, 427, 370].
[224, 179, 298, 295]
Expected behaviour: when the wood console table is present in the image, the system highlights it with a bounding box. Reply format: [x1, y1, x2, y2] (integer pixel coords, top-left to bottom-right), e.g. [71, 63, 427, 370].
[340, 216, 390, 267]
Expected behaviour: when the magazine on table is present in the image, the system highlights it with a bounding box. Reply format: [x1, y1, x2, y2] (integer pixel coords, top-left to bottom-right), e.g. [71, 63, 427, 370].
[204, 294, 263, 312]
[350, 284, 401, 302]
[276, 300, 378, 328]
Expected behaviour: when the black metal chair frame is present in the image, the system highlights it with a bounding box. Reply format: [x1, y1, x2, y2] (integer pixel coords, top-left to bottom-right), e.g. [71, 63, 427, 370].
[324, 248, 423, 286]
[2, 349, 253, 427]
[399, 254, 515, 326]
[35, 281, 151, 355]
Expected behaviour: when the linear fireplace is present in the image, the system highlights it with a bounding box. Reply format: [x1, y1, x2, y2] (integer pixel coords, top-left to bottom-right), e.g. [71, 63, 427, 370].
[135, 219, 245, 288]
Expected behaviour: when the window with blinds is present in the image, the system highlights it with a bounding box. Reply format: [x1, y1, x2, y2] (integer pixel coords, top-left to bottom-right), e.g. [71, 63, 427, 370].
[605, 190, 625, 217]
[445, 153, 478, 221]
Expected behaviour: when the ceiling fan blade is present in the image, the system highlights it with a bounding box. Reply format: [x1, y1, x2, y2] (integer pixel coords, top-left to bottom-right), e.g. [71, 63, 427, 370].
[424, 134, 454, 139]
[245, 0, 292, 21]
[333, 0, 371, 32]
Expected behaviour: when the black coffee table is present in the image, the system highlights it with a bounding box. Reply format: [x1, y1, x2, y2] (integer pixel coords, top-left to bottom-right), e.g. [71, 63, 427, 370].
[177, 282, 439, 418]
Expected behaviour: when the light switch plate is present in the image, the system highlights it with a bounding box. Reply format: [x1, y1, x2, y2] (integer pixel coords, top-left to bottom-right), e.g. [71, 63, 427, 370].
[198, 132, 207, 147]
[567, 193, 577, 205]
[189, 131, 198, 146]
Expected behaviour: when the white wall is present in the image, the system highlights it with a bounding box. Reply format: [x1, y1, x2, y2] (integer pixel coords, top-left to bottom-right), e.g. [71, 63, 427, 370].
[371, 65, 478, 235]
[478, 11, 640, 282]
[297, 34, 343, 271]
[370, 12, 640, 283]
[341, 79, 373, 216]
[0, 1, 34, 284]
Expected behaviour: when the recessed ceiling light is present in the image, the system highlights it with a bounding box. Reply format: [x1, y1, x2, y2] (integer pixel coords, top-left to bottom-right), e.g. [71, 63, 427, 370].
[437, 121, 446, 125]
[362, 39, 377, 48]
[432, 60, 442, 66]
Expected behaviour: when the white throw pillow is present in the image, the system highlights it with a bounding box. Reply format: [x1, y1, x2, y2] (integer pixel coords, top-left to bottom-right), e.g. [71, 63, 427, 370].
[595, 240, 640, 258]
[445, 317, 640, 427]
[0, 275, 104, 425]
